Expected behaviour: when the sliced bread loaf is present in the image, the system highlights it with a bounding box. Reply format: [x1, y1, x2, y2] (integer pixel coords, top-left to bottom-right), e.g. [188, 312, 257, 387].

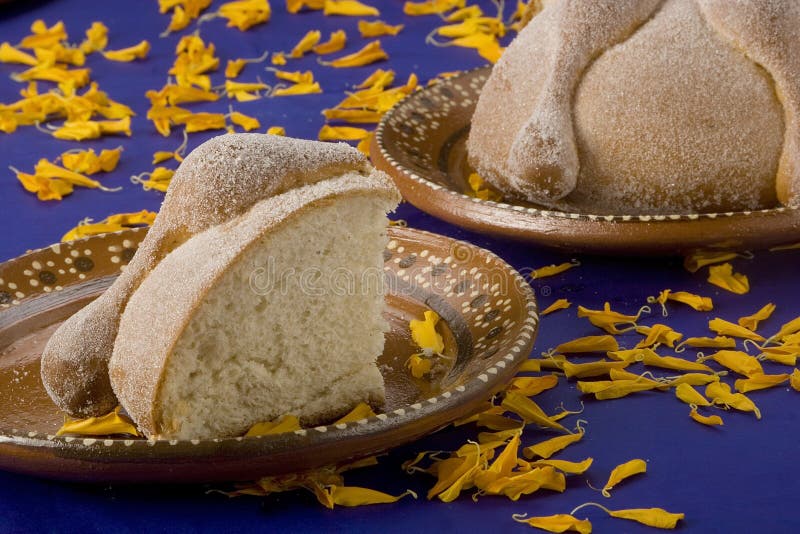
[109, 170, 400, 439]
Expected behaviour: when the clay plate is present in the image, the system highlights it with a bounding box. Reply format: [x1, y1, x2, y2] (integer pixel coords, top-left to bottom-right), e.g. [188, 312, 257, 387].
[0, 226, 537, 483]
[371, 67, 800, 255]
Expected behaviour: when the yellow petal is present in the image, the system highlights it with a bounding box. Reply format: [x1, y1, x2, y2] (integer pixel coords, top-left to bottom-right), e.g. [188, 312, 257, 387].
[329, 485, 415, 507]
[640, 351, 713, 373]
[0, 42, 39, 65]
[705, 382, 761, 419]
[19, 20, 68, 50]
[271, 51, 287, 65]
[734, 373, 789, 393]
[229, 111, 261, 131]
[555, 335, 619, 354]
[759, 345, 800, 366]
[34, 159, 104, 188]
[708, 318, 764, 342]
[323, 40, 387, 68]
[501, 392, 569, 433]
[266, 125, 286, 136]
[523, 431, 584, 460]
[674, 383, 711, 406]
[737, 303, 776, 332]
[707, 263, 749, 294]
[512, 514, 592, 534]
[563, 360, 630, 379]
[103, 40, 150, 62]
[79, 22, 109, 53]
[702, 349, 763, 377]
[508, 375, 558, 397]
[56, 406, 140, 437]
[683, 250, 739, 273]
[790, 369, 800, 392]
[689, 407, 724, 426]
[406, 353, 433, 378]
[225, 59, 247, 78]
[517, 359, 542, 373]
[358, 20, 404, 37]
[532, 261, 579, 279]
[409, 310, 444, 355]
[313, 30, 347, 55]
[287, 0, 325, 13]
[577, 379, 661, 400]
[322, 108, 383, 124]
[667, 291, 713, 312]
[602, 459, 646, 497]
[356, 68, 395, 89]
[318, 124, 368, 141]
[153, 151, 176, 164]
[541, 299, 571, 316]
[676, 336, 737, 351]
[635, 324, 683, 349]
[245, 415, 301, 436]
[530, 458, 594, 475]
[577, 302, 641, 334]
[404, 0, 465, 16]
[290, 30, 321, 58]
[176, 112, 227, 132]
[773, 316, 800, 341]
[272, 82, 322, 96]
[218, 0, 272, 30]
[607, 508, 685, 529]
[334, 402, 376, 423]
[323, 0, 379, 16]
[271, 69, 315, 84]
[666, 372, 721, 387]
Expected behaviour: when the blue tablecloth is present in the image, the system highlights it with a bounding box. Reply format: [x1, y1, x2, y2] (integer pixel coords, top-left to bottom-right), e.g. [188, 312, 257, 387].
[1, 1, 798, 532]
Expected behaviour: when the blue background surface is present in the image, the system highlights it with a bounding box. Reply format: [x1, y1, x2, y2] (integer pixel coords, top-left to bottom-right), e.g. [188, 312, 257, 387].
[1, 1, 799, 532]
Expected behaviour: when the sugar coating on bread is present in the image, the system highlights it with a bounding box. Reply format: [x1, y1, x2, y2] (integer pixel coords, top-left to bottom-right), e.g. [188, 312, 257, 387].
[41, 134, 373, 417]
[571, 0, 783, 213]
[109, 171, 400, 439]
[468, 0, 800, 214]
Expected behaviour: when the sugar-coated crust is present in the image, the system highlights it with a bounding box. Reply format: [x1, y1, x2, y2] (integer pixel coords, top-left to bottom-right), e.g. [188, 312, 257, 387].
[468, 0, 800, 213]
[109, 172, 400, 438]
[42, 135, 375, 417]
[467, 0, 662, 202]
[696, 0, 800, 207]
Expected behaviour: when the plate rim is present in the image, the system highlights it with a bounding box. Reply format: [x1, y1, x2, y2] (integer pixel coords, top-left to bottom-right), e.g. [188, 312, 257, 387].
[0, 226, 538, 482]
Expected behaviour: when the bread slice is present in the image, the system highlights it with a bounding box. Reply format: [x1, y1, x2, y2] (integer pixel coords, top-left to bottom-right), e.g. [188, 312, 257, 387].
[109, 171, 400, 439]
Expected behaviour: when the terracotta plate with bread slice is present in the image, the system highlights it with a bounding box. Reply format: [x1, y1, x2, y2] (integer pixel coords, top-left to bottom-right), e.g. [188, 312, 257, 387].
[0, 226, 537, 483]
[371, 68, 800, 255]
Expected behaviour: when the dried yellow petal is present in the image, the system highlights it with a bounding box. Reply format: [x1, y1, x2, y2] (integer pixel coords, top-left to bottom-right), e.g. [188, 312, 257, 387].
[229, 111, 261, 131]
[555, 335, 619, 354]
[563, 360, 630, 379]
[323, 40, 388, 67]
[61, 210, 156, 241]
[571, 502, 684, 530]
[266, 126, 285, 136]
[523, 430, 584, 460]
[356, 68, 395, 89]
[333, 402, 376, 423]
[176, 111, 227, 132]
[577, 379, 661, 400]
[103, 40, 150, 62]
[709, 318, 765, 342]
[666, 290, 713, 312]
[329, 485, 415, 507]
[601, 459, 646, 497]
[404, 0, 465, 16]
[218, 0, 272, 31]
[287, 0, 325, 13]
[245, 414, 301, 436]
[272, 82, 322, 96]
[683, 250, 739, 273]
[56, 406, 139, 437]
[759, 345, 800, 366]
[19, 20, 68, 50]
[12, 167, 73, 201]
[0, 42, 38, 65]
[577, 302, 642, 334]
[707, 263, 749, 294]
[532, 261, 579, 279]
[483, 466, 565, 501]
[705, 382, 761, 419]
[689, 407, 723, 426]
[318, 124, 369, 141]
[530, 458, 594, 475]
[791, 369, 800, 392]
[358, 20, 404, 37]
[674, 383, 711, 406]
[541, 299, 570, 316]
[34, 159, 110, 189]
[676, 336, 737, 351]
[639, 350, 713, 373]
[466, 172, 502, 201]
[501, 392, 569, 433]
[700, 349, 763, 377]
[313, 30, 347, 55]
[771, 316, 800, 341]
[406, 353, 433, 378]
[61, 147, 122, 175]
[322, 108, 383, 124]
[635, 324, 683, 349]
[324, 0, 379, 16]
[738, 303, 775, 332]
[271, 51, 286, 65]
[509, 375, 558, 397]
[666, 372, 721, 387]
[512, 513, 592, 534]
[290, 30, 321, 58]
[734, 373, 789, 393]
